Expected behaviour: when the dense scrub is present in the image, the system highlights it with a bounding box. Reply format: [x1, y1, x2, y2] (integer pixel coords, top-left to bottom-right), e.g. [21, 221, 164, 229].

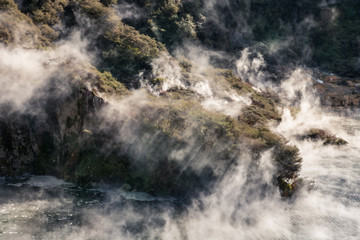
[6, 0, 359, 77]
[120, 0, 359, 77]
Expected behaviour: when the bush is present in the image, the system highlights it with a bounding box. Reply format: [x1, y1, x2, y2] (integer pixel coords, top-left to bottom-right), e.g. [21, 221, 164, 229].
[0, 0, 16, 10]
[98, 21, 164, 85]
[299, 128, 348, 145]
[78, 0, 107, 18]
[273, 143, 302, 179]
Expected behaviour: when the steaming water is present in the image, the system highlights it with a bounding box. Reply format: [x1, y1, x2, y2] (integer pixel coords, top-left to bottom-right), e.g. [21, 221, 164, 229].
[0, 113, 359, 240]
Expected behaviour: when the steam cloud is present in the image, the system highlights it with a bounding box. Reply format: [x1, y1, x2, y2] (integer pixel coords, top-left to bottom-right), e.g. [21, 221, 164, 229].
[0, 1, 359, 240]
[0, 31, 92, 115]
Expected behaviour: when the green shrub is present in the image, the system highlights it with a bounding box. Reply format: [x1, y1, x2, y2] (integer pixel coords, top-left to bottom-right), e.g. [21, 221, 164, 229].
[0, 0, 16, 10]
[39, 24, 59, 41]
[96, 71, 129, 95]
[77, 0, 107, 18]
[300, 128, 348, 146]
[273, 143, 302, 179]
[98, 21, 165, 83]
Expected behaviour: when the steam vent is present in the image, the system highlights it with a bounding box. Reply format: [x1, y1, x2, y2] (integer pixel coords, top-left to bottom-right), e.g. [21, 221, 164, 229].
[0, 0, 359, 239]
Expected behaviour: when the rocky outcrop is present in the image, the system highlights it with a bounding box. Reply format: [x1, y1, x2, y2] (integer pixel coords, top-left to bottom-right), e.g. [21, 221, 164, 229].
[0, 87, 105, 176]
[313, 74, 360, 109]
[0, 67, 303, 198]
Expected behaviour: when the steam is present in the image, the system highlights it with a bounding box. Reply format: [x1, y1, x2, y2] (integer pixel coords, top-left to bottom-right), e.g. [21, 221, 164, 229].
[84, 63, 359, 239]
[0, 12, 41, 48]
[78, 69, 360, 239]
[1, 1, 359, 240]
[201, 0, 252, 45]
[142, 53, 186, 93]
[2, 118, 359, 239]
[113, 1, 144, 21]
[271, 68, 348, 141]
[98, 89, 242, 176]
[0, 31, 92, 114]
[236, 48, 268, 90]
[144, 45, 251, 117]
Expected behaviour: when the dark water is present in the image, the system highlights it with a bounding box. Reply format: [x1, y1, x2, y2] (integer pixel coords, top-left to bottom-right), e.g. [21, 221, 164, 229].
[0, 176, 177, 239]
[0, 114, 359, 240]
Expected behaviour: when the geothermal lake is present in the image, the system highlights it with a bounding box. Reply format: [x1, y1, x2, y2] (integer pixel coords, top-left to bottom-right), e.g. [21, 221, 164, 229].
[0, 112, 359, 240]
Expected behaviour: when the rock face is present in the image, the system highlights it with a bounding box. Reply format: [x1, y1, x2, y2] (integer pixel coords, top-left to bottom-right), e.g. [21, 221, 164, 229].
[0, 68, 303, 198]
[0, 87, 105, 177]
[313, 74, 360, 109]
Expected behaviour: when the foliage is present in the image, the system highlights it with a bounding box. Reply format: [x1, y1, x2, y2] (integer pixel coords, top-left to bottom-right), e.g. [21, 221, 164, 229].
[100, 0, 118, 7]
[15, 0, 69, 42]
[95, 71, 129, 95]
[0, 0, 16, 10]
[176, 14, 197, 39]
[299, 128, 348, 145]
[38, 24, 59, 41]
[126, 0, 359, 76]
[126, 0, 201, 47]
[273, 143, 302, 179]
[0, 0, 318, 198]
[0, 0, 52, 47]
[31, 0, 69, 25]
[98, 20, 165, 85]
[77, 0, 107, 18]
[311, 0, 360, 77]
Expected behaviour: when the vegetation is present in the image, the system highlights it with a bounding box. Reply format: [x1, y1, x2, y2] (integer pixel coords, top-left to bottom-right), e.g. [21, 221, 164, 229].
[95, 71, 129, 95]
[5, 0, 354, 198]
[3, 0, 358, 77]
[0, 0, 17, 10]
[299, 128, 348, 145]
[311, 0, 360, 77]
[98, 20, 165, 85]
[0, 0, 52, 47]
[120, 0, 359, 76]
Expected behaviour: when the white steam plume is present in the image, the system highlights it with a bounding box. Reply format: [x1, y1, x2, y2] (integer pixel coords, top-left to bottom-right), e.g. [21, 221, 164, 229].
[0, 31, 93, 114]
[145, 45, 252, 117]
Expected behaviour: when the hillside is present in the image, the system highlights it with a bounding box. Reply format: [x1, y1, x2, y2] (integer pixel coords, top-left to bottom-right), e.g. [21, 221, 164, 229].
[0, 0, 357, 199]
